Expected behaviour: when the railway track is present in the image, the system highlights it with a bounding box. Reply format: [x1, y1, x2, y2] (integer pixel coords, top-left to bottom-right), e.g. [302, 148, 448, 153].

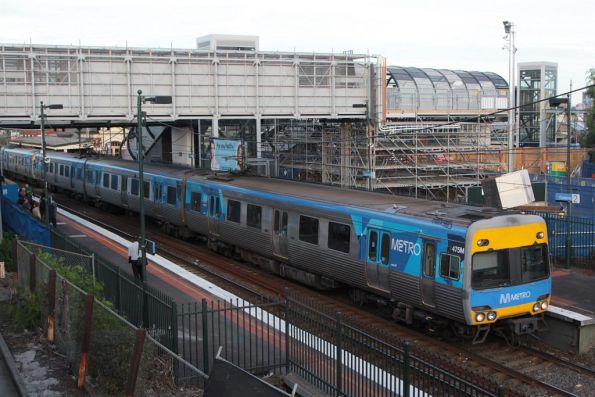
[51, 192, 594, 396]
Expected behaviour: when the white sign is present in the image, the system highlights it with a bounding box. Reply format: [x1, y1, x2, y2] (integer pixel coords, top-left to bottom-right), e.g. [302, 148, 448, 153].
[571, 194, 580, 204]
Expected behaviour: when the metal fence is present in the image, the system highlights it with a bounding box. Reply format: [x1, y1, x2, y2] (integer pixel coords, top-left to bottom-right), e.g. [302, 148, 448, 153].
[176, 290, 505, 397]
[14, 238, 206, 395]
[49, 228, 178, 351]
[529, 211, 595, 267]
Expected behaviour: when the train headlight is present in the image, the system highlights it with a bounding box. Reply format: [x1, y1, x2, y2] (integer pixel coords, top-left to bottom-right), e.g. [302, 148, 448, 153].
[532, 303, 540, 312]
[477, 239, 489, 247]
[475, 313, 485, 322]
[536, 232, 545, 239]
[487, 311, 497, 321]
[540, 301, 548, 310]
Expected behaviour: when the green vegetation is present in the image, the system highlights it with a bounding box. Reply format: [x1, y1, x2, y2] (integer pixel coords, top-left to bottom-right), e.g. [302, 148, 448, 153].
[582, 68, 595, 148]
[0, 233, 14, 272]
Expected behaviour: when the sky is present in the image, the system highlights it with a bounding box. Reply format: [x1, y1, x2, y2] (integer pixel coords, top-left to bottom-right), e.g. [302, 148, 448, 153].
[1, 0, 593, 103]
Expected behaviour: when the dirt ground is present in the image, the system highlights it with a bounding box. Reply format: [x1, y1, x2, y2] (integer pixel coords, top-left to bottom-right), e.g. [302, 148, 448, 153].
[0, 275, 90, 396]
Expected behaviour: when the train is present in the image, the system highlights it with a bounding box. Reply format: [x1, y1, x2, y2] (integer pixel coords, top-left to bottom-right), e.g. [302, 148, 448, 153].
[1, 146, 551, 343]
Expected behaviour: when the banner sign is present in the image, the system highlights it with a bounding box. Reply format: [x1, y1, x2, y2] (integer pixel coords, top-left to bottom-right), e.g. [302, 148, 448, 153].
[210, 139, 244, 172]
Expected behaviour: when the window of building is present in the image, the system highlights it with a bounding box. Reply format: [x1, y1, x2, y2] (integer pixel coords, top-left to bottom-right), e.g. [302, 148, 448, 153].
[227, 200, 241, 223]
[440, 254, 461, 280]
[110, 174, 118, 190]
[328, 222, 350, 253]
[299, 215, 319, 245]
[246, 204, 262, 229]
[167, 186, 176, 205]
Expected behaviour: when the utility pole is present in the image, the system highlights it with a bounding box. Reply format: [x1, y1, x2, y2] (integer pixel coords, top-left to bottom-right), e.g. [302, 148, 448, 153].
[40, 101, 63, 225]
[565, 84, 572, 269]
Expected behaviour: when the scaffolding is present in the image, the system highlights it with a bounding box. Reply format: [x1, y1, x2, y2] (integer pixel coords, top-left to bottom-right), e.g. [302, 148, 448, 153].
[253, 116, 505, 202]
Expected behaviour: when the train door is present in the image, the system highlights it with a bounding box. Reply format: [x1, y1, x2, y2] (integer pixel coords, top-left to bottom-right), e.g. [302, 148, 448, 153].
[121, 175, 128, 206]
[365, 228, 390, 292]
[94, 170, 101, 196]
[420, 239, 437, 307]
[153, 182, 163, 218]
[272, 209, 288, 258]
[207, 194, 221, 236]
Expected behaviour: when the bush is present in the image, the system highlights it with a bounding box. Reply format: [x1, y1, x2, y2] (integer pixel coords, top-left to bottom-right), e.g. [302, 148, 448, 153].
[11, 289, 43, 332]
[0, 233, 14, 272]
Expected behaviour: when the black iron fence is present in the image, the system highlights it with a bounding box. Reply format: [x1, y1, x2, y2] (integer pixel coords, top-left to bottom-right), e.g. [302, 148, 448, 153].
[176, 290, 504, 397]
[49, 228, 178, 351]
[529, 211, 595, 268]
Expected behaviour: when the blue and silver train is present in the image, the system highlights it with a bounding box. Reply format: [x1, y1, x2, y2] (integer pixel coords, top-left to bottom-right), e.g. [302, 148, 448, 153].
[1, 146, 551, 342]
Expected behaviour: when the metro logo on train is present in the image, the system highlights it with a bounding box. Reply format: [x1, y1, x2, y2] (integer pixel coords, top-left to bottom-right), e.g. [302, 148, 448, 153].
[391, 238, 421, 256]
[499, 291, 531, 305]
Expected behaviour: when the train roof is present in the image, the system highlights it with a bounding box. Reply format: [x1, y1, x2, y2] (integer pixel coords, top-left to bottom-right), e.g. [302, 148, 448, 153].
[203, 175, 510, 227]
[1, 146, 510, 227]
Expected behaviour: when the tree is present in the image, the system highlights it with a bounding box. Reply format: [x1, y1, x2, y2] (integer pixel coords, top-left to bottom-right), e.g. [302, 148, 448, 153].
[582, 68, 595, 148]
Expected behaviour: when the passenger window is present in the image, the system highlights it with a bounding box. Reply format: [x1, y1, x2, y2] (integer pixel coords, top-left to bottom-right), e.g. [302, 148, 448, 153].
[50, 163, 54, 173]
[103, 173, 110, 188]
[143, 181, 150, 199]
[368, 231, 378, 261]
[167, 186, 176, 205]
[227, 200, 241, 223]
[299, 215, 319, 245]
[131, 179, 139, 195]
[247, 204, 262, 229]
[76, 168, 82, 180]
[59, 164, 64, 176]
[328, 222, 350, 254]
[423, 242, 436, 277]
[65, 166, 70, 177]
[190, 192, 201, 211]
[440, 254, 461, 280]
[381, 233, 390, 265]
[111, 174, 118, 190]
[86, 170, 93, 182]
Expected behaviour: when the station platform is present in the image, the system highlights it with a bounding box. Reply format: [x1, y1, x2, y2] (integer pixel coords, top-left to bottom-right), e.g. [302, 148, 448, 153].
[544, 268, 595, 354]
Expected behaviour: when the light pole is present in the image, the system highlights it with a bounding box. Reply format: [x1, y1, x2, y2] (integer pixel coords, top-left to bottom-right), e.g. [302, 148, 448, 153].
[503, 21, 516, 173]
[135, 90, 171, 326]
[40, 101, 63, 224]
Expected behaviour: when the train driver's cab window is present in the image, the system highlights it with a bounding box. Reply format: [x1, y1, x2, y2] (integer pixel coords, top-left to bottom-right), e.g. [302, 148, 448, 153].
[227, 200, 241, 223]
[190, 192, 201, 211]
[440, 254, 461, 280]
[299, 215, 319, 245]
[247, 204, 262, 229]
[167, 186, 176, 205]
[328, 222, 350, 253]
[103, 173, 110, 188]
[131, 179, 139, 196]
[111, 174, 118, 190]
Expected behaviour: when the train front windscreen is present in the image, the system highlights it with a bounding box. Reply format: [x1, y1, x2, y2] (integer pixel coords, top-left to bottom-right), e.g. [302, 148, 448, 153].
[471, 244, 549, 290]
